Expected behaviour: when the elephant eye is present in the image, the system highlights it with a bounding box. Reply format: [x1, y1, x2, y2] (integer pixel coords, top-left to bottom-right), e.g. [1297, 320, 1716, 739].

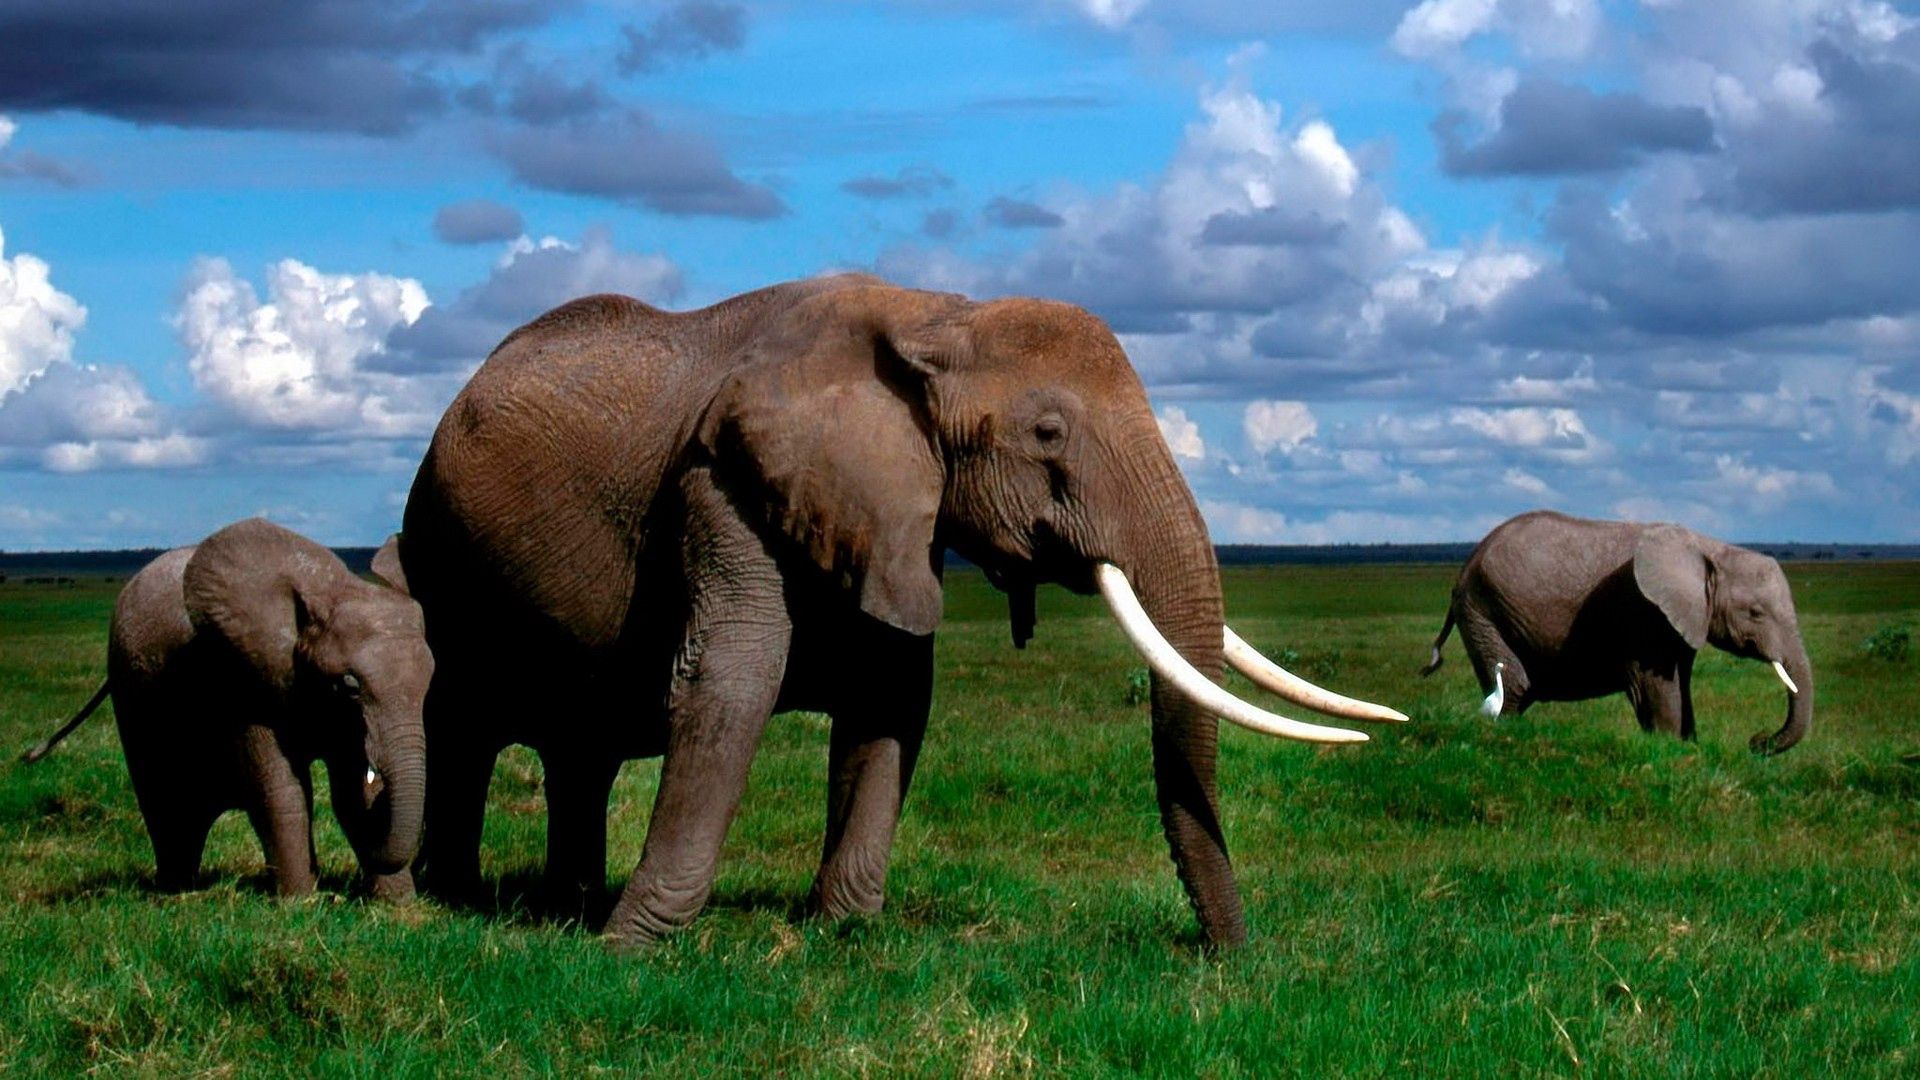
[1033, 414, 1067, 445]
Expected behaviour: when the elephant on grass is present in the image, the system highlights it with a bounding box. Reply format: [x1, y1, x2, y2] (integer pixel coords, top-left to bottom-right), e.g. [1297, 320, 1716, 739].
[1423, 510, 1812, 753]
[24, 519, 433, 897]
[400, 273, 1406, 949]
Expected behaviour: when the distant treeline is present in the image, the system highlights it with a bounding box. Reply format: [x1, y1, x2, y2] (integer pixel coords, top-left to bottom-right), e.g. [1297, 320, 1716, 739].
[5, 541, 1917, 580]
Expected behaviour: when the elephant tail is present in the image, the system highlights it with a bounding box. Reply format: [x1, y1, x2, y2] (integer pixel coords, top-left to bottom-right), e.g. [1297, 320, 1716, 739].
[20, 680, 110, 763]
[1420, 604, 1456, 677]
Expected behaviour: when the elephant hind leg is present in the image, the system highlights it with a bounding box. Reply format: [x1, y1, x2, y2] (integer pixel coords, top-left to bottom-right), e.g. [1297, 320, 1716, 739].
[416, 721, 501, 902]
[1457, 604, 1531, 714]
[540, 748, 621, 920]
[150, 804, 222, 892]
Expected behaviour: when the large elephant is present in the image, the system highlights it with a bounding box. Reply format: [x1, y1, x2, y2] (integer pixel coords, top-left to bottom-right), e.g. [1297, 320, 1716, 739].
[1422, 510, 1813, 753]
[23, 519, 432, 897]
[399, 273, 1404, 949]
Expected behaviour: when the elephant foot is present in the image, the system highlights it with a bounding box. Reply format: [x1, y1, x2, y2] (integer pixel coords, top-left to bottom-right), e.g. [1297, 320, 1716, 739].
[416, 860, 486, 905]
[536, 877, 608, 927]
[806, 877, 886, 923]
[602, 871, 711, 949]
[368, 869, 416, 904]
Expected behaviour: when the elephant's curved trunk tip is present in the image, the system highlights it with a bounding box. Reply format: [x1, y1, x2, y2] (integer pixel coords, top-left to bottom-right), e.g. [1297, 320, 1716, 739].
[1095, 564, 1370, 745]
[1749, 651, 1812, 756]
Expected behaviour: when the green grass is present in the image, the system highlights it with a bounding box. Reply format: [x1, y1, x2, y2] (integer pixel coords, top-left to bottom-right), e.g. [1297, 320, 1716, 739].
[3, 561, 1918, 1076]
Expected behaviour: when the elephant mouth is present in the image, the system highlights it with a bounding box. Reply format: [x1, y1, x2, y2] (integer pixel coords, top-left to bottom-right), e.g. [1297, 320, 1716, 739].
[1093, 563, 1409, 743]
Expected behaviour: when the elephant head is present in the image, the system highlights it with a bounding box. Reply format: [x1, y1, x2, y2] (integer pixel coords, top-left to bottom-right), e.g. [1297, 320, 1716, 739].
[700, 282, 1403, 946]
[1633, 526, 1812, 755]
[182, 518, 432, 873]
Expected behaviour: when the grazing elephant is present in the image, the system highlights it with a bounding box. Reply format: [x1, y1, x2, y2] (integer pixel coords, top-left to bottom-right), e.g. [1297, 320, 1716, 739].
[400, 273, 1405, 949]
[22, 519, 432, 897]
[1422, 510, 1813, 754]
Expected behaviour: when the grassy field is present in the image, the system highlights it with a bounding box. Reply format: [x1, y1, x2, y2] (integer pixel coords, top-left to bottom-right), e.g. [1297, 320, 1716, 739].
[2, 561, 1917, 1076]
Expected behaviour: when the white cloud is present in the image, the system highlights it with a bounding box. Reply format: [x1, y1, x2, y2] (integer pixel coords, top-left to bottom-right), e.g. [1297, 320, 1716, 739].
[0, 115, 14, 152]
[0, 226, 203, 474]
[42, 433, 209, 473]
[1202, 500, 1497, 544]
[1393, 0, 1599, 59]
[1155, 405, 1205, 460]
[1449, 406, 1598, 455]
[1073, 0, 1147, 29]
[1392, 0, 1501, 58]
[1712, 454, 1837, 508]
[178, 257, 431, 433]
[1502, 466, 1551, 496]
[1243, 399, 1317, 454]
[0, 224, 87, 396]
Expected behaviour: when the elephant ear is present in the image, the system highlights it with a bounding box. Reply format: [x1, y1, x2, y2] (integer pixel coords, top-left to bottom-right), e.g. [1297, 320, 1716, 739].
[698, 286, 968, 636]
[370, 533, 410, 595]
[1632, 525, 1711, 650]
[182, 518, 341, 691]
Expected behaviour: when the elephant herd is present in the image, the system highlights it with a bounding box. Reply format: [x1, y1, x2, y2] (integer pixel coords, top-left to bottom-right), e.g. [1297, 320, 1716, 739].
[21, 274, 1814, 951]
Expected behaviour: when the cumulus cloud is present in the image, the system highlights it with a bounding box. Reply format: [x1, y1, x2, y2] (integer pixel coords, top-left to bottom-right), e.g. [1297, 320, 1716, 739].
[1392, 0, 1601, 60]
[385, 229, 683, 373]
[432, 199, 526, 245]
[0, 225, 204, 472]
[1437, 79, 1716, 176]
[0, 224, 87, 396]
[1243, 400, 1317, 454]
[881, 64, 1428, 348]
[1073, 0, 1150, 30]
[617, 2, 747, 74]
[488, 109, 785, 219]
[177, 257, 432, 433]
[1156, 406, 1205, 460]
[1201, 500, 1501, 545]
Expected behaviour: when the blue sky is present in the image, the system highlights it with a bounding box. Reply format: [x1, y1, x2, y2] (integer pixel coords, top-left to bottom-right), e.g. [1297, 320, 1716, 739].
[1, 0, 1917, 548]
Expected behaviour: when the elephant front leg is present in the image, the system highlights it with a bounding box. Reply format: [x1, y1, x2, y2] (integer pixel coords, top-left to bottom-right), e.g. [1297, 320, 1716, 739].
[808, 630, 933, 920]
[1626, 657, 1689, 738]
[239, 726, 318, 897]
[602, 465, 791, 949]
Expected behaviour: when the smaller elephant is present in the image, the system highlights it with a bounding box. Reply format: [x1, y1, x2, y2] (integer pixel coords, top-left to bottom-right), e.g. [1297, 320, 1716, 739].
[22, 519, 433, 897]
[1422, 510, 1812, 753]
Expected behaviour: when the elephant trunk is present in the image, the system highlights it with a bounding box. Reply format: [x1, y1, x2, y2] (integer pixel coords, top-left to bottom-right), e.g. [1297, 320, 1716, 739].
[1750, 641, 1813, 756]
[337, 716, 427, 874]
[1118, 493, 1247, 949]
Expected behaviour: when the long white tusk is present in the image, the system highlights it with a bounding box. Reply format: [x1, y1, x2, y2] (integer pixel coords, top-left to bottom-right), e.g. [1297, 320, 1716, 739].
[1095, 564, 1367, 745]
[365, 766, 380, 786]
[1223, 626, 1409, 723]
[1771, 660, 1799, 696]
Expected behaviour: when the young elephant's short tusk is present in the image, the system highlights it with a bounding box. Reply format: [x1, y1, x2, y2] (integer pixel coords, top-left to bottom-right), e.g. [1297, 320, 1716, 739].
[1772, 660, 1799, 696]
[1223, 627, 1409, 723]
[1095, 564, 1368, 745]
